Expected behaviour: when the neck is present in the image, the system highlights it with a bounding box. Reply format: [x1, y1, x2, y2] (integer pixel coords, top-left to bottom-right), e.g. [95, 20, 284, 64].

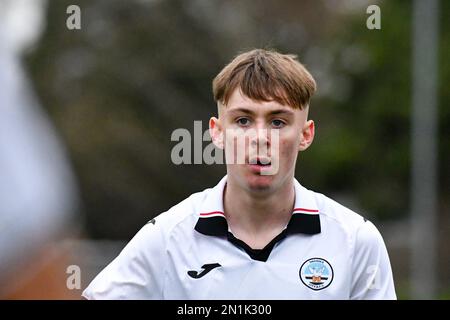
[223, 176, 295, 240]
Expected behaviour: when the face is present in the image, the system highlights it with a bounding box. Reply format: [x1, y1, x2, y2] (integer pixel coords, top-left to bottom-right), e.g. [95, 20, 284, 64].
[210, 89, 314, 195]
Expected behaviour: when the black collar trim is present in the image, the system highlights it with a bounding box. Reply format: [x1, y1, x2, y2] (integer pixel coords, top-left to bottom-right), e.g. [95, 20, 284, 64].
[194, 211, 320, 262]
[194, 210, 321, 237]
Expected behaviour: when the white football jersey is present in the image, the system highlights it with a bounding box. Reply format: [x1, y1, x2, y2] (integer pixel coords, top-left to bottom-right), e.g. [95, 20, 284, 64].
[83, 176, 396, 300]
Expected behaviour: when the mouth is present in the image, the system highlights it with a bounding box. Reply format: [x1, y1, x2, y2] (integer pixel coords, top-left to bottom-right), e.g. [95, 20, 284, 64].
[246, 156, 278, 176]
[248, 157, 271, 167]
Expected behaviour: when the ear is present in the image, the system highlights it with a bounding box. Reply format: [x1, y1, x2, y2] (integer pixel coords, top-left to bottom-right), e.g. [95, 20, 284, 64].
[298, 120, 315, 151]
[209, 117, 224, 149]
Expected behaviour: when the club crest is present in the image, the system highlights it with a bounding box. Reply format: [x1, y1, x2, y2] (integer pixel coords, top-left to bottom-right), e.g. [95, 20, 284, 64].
[299, 258, 333, 291]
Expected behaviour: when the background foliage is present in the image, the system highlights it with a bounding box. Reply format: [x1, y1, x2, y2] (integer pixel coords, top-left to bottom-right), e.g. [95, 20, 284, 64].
[25, 0, 449, 241]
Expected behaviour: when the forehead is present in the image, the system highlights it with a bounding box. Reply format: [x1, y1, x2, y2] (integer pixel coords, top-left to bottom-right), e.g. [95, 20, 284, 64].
[221, 89, 297, 115]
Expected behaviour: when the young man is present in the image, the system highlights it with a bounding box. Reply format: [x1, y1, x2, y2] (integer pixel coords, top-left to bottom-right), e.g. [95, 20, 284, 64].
[83, 49, 396, 299]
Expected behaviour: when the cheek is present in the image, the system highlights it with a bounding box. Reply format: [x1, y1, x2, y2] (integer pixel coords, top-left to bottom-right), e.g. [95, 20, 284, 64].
[278, 138, 299, 162]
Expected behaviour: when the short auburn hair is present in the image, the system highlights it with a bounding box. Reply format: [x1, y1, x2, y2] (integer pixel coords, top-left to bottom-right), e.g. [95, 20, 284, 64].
[213, 49, 316, 110]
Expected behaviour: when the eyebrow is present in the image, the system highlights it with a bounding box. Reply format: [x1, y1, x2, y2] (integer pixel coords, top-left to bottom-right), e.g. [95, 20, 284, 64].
[227, 107, 295, 116]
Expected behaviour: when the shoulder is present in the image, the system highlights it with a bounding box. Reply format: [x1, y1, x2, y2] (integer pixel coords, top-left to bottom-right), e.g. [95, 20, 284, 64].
[312, 191, 366, 229]
[82, 186, 216, 299]
[310, 189, 385, 247]
[139, 186, 213, 241]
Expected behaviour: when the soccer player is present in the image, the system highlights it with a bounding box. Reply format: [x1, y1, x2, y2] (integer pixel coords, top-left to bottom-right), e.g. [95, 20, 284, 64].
[83, 49, 396, 299]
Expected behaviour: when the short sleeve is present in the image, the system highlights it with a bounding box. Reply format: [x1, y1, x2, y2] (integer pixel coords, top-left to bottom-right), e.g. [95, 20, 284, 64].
[350, 220, 396, 300]
[82, 222, 166, 299]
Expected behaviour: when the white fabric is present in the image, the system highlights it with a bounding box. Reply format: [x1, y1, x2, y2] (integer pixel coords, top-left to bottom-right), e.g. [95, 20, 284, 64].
[83, 176, 396, 300]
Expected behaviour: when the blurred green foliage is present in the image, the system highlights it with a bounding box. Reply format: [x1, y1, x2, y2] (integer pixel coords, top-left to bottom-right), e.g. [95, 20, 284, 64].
[25, 0, 449, 239]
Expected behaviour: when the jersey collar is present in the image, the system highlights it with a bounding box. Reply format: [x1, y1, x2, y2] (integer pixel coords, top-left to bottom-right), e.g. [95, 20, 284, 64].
[194, 175, 321, 237]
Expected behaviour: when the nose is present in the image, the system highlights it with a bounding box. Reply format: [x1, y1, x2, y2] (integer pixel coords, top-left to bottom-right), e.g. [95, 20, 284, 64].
[249, 125, 271, 150]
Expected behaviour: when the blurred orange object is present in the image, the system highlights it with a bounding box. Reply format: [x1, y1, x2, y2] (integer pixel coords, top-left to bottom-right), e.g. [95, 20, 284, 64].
[3, 242, 82, 300]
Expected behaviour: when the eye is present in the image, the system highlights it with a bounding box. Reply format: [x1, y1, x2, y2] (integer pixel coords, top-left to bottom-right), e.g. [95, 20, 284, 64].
[271, 119, 285, 128]
[236, 117, 250, 127]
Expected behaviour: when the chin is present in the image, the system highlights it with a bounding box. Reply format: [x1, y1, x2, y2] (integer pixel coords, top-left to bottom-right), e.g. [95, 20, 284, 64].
[245, 174, 276, 192]
[227, 165, 283, 193]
